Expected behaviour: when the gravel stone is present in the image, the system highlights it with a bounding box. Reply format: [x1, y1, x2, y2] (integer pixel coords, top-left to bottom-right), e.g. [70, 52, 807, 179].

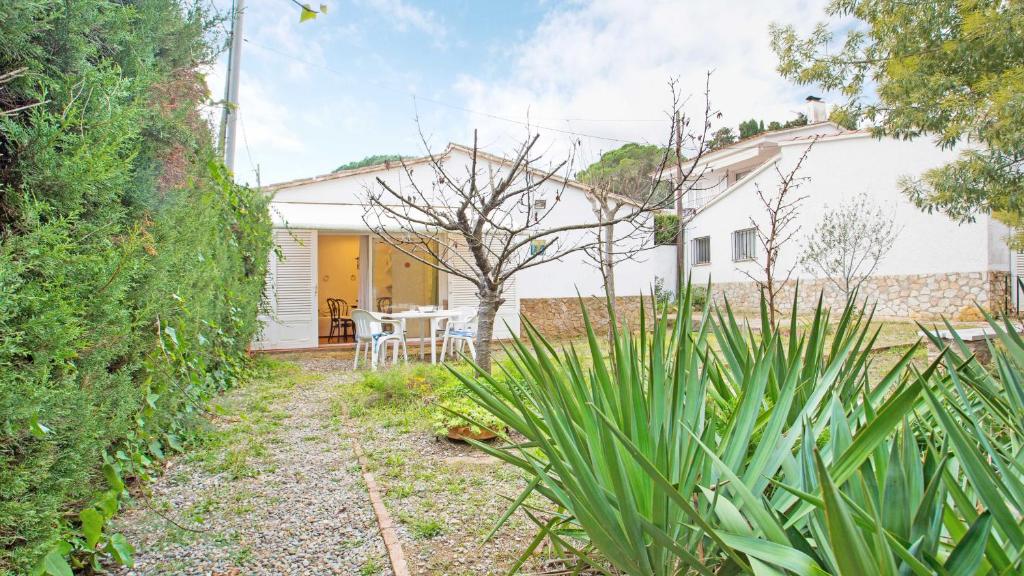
[111, 351, 392, 576]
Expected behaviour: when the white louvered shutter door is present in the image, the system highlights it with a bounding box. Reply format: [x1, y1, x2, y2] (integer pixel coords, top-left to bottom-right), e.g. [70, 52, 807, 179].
[1014, 252, 1024, 311]
[446, 235, 521, 340]
[266, 229, 317, 349]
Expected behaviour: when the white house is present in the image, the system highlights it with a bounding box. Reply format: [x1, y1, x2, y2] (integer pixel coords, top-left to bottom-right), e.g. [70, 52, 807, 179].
[667, 103, 1023, 320]
[255, 143, 659, 350]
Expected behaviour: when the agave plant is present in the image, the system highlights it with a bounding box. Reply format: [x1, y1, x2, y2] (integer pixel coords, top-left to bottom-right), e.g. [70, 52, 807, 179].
[456, 283, 1022, 575]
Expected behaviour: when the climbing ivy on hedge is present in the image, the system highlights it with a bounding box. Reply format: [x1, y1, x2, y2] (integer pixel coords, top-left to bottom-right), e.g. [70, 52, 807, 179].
[0, 1, 272, 573]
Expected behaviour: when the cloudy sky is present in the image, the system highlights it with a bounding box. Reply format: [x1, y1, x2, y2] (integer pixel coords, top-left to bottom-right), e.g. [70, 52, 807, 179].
[208, 0, 833, 187]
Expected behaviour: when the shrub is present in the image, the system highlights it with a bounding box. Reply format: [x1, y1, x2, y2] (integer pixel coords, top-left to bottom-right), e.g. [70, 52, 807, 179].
[0, 1, 271, 572]
[359, 364, 452, 407]
[459, 284, 1023, 574]
[690, 285, 707, 310]
[653, 212, 679, 245]
[429, 376, 505, 438]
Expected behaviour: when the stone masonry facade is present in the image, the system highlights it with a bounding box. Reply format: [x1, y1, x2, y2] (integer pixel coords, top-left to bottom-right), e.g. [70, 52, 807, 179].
[518, 272, 1010, 338]
[520, 296, 646, 338]
[705, 271, 1010, 321]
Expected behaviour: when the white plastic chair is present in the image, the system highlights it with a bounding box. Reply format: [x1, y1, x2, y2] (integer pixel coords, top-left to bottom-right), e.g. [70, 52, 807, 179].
[439, 308, 478, 362]
[351, 309, 407, 370]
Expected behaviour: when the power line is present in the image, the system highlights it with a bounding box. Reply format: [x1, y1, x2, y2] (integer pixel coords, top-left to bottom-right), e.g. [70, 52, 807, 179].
[242, 38, 662, 145]
[238, 109, 260, 185]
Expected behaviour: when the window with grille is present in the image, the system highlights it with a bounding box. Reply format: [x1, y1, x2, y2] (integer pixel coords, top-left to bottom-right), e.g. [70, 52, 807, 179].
[732, 227, 757, 261]
[692, 236, 711, 265]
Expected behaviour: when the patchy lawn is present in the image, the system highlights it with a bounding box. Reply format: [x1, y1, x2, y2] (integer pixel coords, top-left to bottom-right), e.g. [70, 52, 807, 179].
[330, 361, 567, 576]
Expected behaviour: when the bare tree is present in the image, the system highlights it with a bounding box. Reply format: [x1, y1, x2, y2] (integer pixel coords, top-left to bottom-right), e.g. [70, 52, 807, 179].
[740, 139, 817, 325]
[663, 74, 722, 289]
[577, 75, 722, 326]
[362, 130, 661, 372]
[362, 74, 722, 370]
[580, 175, 651, 322]
[800, 192, 900, 300]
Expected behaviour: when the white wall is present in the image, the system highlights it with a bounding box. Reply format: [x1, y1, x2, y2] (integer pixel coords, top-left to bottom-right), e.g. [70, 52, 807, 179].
[684, 134, 1004, 286]
[653, 245, 678, 291]
[268, 148, 657, 299]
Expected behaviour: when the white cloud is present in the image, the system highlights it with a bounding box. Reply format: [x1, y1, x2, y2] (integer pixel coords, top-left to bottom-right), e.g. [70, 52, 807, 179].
[229, 72, 304, 185]
[452, 0, 831, 166]
[359, 0, 448, 46]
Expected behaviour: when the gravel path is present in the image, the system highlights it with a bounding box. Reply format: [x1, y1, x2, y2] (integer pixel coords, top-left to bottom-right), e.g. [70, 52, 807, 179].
[112, 353, 392, 576]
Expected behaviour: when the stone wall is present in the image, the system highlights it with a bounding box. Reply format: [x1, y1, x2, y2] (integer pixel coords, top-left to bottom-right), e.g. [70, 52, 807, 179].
[706, 271, 1009, 321]
[520, 296, 645, 338]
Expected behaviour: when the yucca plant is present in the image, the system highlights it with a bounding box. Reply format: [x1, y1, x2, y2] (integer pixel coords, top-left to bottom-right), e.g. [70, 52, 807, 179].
[457, 283, 1023, 575]
[917, 315, 1024, 575]
[455, 284, 915, 573]
[458, 286, 727, 574]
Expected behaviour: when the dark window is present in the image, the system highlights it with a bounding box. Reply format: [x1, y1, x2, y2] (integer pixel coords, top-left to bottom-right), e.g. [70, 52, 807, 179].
[692, 236, 711, 265]
[732, 228, 757, 261]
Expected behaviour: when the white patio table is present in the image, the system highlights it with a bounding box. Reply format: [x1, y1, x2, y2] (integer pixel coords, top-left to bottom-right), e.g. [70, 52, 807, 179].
[381, 309, 460, 364]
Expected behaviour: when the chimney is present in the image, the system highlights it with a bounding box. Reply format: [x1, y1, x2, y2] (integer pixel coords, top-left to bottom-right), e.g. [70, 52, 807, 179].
[805, 96, 827, 124]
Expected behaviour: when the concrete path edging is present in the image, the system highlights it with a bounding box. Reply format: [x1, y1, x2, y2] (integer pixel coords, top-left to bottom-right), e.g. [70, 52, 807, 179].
[350, 435, 411, 576]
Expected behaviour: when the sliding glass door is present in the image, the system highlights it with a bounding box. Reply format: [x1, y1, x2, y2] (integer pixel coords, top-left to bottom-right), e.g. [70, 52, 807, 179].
[371, 239, 439, 314]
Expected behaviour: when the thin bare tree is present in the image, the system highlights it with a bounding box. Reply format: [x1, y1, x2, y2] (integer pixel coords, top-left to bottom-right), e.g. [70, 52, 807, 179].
[740, 138, 818, 325]
[362, 129, 665, 372]
[582, 74, 722, 312]
[800, 192, 901, 300]
[664, 74, 722, 289]
[580, 174, 651, 321]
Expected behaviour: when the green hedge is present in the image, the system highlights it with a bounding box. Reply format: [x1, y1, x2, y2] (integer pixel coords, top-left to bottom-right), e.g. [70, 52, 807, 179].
[0, 1, 272, 572]
[653, 212, 679, 245]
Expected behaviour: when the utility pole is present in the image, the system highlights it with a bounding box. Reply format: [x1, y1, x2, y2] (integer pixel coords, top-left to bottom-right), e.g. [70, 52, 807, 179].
[218, 0, 245, 174]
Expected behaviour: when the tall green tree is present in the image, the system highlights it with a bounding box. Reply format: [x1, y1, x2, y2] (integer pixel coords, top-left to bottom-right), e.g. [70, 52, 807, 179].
[576, 142, 667, 201]
[707, 127, 737, 150]
[739, 118, 765, 139]
[770, 0, 1024, 247]
[333, 153, 406, 172]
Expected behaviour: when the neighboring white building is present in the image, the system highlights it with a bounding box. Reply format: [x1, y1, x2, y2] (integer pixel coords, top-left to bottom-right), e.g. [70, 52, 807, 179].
[255, 143, 658, 350]
[666, 113, 1022, 319]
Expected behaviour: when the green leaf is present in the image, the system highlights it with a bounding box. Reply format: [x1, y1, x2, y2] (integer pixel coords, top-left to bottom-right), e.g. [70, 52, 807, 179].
[106, 533, 135, 567]
[299, 5, 317, 22]
[148, 439, 164, 459]
[319, 3, 328, 13]
[96, 490, 119, 517]
[166, 434, 183, 452]
[103, 463, 125, 494]
[944, 511, 992, 576]
[40, 548, 73, 576]
[146, 393, 159, 408]
[163, 325, 177, 345]
[717, 531, 830, 576]
[80, 507, 104, 548]
[814, 450, 877, 576]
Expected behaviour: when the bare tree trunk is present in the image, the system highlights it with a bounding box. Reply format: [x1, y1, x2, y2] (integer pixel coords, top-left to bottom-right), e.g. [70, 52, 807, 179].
[601, 223, 618, 349]
[474, 288, 503, 373]
[602, 222, 617, 317]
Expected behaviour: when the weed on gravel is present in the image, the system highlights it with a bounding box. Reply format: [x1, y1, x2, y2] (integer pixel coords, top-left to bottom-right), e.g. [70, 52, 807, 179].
[333, 362, 559, 575]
